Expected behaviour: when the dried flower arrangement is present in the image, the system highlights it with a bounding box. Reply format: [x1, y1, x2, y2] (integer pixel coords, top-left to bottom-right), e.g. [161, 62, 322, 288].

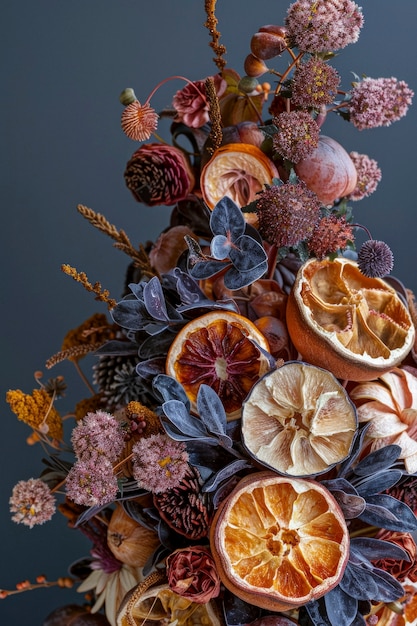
[3, 1, 417, 625]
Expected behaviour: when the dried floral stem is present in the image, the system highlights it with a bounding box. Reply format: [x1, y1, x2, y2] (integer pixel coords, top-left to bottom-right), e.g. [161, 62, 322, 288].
[124, 570, 167, 626]
[77, 205, 157, 279]
[45, 342, 105, 369]
[0, 576, 75, 599]
[61, 263, 117, 310]
[204, 76, 223, 155]
[204, 0, 227, 71]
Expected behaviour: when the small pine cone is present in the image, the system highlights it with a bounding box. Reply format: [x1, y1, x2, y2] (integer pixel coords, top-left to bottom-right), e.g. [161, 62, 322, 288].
[153, 465, 210, 540]
[93, 354, 151, 411]
[275, 253, 303, 294]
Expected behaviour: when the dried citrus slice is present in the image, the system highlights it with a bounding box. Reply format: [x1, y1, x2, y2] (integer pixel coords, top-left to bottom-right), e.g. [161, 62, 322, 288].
[210, 471, 349, 612]
[117, 578, 222, 626]
[166, 310, 271, 420]
[241, 361, 357, 476]
[200, 143, 279, 210]
[286, 257, 415, 382]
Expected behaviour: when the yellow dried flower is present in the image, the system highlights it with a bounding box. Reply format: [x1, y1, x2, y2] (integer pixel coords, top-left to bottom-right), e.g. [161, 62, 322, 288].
[61, 313, 114, 357]
[6, 388, 63, 441]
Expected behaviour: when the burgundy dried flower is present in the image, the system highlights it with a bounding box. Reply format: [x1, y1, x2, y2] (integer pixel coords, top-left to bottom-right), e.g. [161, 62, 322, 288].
[10, 478, 56, 528]
[121, 100, 159, 142]
[124, 143, 195, 206]
[291, 57, 340, 108]
[349, 77, 414, 130]
[373, 529, 417, 583]
[131, 433, 189, 493]
[307, 215, 354, 259]
[71, 410, 125, 463]
[272, 110, 320, 162]
[285, 0, 364, 53]
[357, 239, 394, 278]
[256, 181, 321, 248]
[166, 546, 221, 604]
[172, 74, 226, 128]
[348, 152, 382, 200]
[65, 458, 118, 507]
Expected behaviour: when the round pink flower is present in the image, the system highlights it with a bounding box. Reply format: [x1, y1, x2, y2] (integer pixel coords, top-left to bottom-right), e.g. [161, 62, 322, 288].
[132, 433, 189, 493]
[10, 478, 56, 528]
[172, 74, 226, 128]
[71, 410, 125, 463]
[291, 57, 340, 107]
[285, 0, 363, 53]
[348, 77, 414, 130]
[65, 458, 118, 507]
[124, 143, 195, 206]
[273, 111, 319, 162]
[166, 546, 221, 603]
[348, 152, 382, 200]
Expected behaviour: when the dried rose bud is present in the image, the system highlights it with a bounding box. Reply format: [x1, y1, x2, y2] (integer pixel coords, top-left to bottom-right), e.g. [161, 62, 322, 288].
[166, 546, 221, 603]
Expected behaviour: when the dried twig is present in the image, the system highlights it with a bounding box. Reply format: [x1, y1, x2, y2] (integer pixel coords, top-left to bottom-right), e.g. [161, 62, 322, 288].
[204, 0, 227, 71]
[45, 342, 104, 369]
[61, 264, 117, 310]
[205, 76, 223, 155]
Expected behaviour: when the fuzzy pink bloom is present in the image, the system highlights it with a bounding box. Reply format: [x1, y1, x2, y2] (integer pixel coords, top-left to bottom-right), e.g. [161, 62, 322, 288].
[273, 111, 319, 162]
[166, 546, 221, 603]
[172, 75, 226, 128]
[349, 77, 414, 130]
[307, 215, 354, 259]
[291, 57, 340, 107]
[71, 410, 125, 463]
[65, 458, 118, 507]
[256, 181, 321, 248]
[348, 152, 382, 200]
[124, 143, 195, 206]
[10, 478, 56, 528]
[132, 433, 189, 493]
[121, 100, 159, 142]
[285, 0, 363, 53]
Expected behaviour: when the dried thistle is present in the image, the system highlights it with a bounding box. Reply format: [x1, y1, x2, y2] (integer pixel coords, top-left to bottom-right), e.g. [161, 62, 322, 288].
[77, 204, 156, 278]
[204, 0, 227, 71]
[61, 264, 117, 310]
[204, 76, 223, 156]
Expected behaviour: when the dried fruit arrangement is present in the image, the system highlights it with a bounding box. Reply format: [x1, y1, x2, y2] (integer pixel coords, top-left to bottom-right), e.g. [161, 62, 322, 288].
[4, 1, 417, 626]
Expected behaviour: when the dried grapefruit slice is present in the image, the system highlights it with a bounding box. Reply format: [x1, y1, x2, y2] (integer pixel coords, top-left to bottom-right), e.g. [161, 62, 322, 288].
[242, 361, 357, 476]
[166, 310, 271, 420]
[286, 257, 415, 382]
[200, 143, 279, 210]
[210, 471, 349, 612]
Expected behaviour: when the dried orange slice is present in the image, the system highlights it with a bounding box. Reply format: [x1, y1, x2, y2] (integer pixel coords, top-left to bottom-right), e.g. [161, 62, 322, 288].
[200, 143, 279, 210]
[286, 257, 415, 382]
[210, 471, 349, 612]
[241, 361, 357, 476]
[166, 310, 271, 420]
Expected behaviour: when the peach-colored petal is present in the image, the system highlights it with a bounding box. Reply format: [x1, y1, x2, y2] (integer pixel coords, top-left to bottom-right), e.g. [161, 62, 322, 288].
[379, 369, 413, 411]
[402, 368, 417, 406]
[349, 382, 398, 411]
[356, 401, 398, 423]
[404, 451, 417, 475]
[401, 408, 417, 428]
[365, 413, 407, 439]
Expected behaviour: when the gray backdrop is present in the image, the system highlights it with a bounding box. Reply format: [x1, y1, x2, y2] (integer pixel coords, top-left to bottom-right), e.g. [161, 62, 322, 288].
[2, 1, 417, 623]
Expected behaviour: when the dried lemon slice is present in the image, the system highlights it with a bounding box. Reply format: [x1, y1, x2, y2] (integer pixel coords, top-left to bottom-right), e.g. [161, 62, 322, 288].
[241, 361, 357, 476]
[166, 310, 271, 420]
[286, 257, 415, 381]
[210, 471, 349, 612]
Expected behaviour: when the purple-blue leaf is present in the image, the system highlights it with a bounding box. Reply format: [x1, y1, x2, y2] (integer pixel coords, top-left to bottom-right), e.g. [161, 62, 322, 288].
[210, 197, 245, 239]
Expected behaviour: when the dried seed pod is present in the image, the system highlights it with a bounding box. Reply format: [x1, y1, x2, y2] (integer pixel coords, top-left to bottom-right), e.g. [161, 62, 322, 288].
[250, 26, 288, 60]
[107, 503, 160, 567]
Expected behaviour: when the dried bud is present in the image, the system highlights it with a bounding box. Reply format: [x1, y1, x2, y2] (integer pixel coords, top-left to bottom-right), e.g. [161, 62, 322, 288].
[244, 53, 269, 78]
[250, 26, 288, 60]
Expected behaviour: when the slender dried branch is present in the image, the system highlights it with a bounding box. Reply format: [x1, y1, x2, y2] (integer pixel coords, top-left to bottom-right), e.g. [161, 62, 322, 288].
[61, 264, 117, 310]
[205, 76, 223, 155]
[77, 204, 156, 278]
[204, 0, 227, 71]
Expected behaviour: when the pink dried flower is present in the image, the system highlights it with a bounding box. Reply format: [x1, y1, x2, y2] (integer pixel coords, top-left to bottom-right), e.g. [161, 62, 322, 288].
[291, 57, 340, 107]
[272, 110, 319, 162]
[121, 100, 159, 142]
[10, 478, 56, 528]
[166, 546, 221, 603]
[348, 77, 414, 130]
[348, 152, 382, 200]
[132, 433, 189, 493]
[71, 410, 125, 463]
[65, 458, 118, 507]
[285, 0, 363, 53]
[256, 181, 321, 248]
[372, 529, 417, 583]
[172, 74, 226, 128]
[307, 215, 354, 259]
[357, 239, 394, 278]
[124, 143, 195, 206]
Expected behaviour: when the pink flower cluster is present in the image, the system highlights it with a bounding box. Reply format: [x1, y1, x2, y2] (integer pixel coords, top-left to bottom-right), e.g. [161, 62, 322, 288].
[349, 77, 414, 130]
[273, 110, 320, 162]
[9, 478, 56, 528]
[285, 0, 363, 53]
[132, 432, 189, 493]
[348, 151, 382, 201]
